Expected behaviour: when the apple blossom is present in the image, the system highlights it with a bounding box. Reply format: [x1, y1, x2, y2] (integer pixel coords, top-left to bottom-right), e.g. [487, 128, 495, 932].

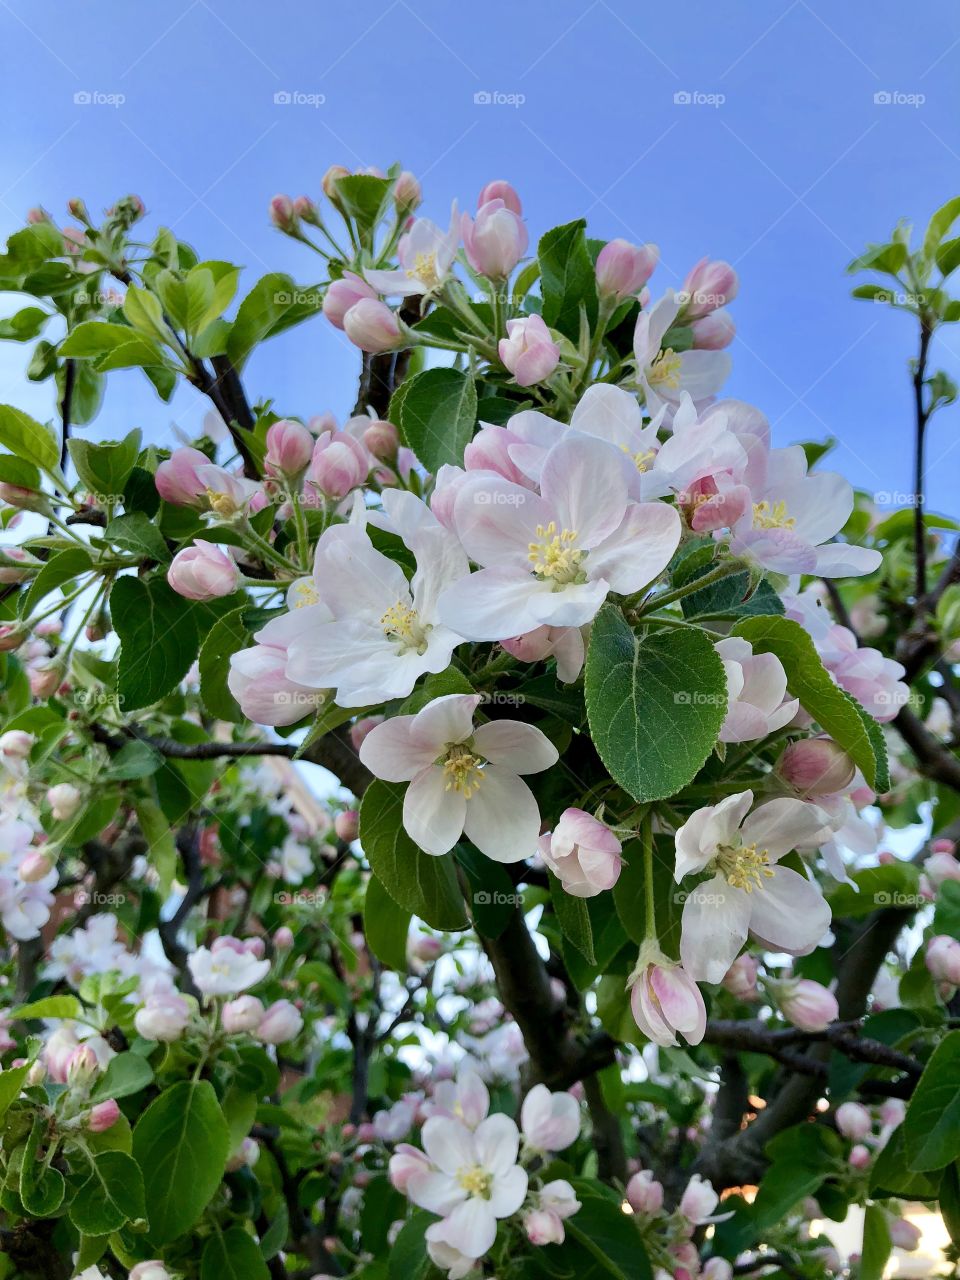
[187, 938, 270, 997]
[777, 737, 857, 797]
[389, 1143, 433, 1193]
[715, 636, 799, 743]
[437, 436, 681, 639]
[626, 1169, 664, 1215]
[926, 935, 960, 984]
[323, 270, 378, 329]
[228, 606, 331, 727]
[423, 1070, 490, 1128]
[222, 994, 266, 1033]
[679, 1174, 728, 1224]
[477, 179, 522, 214]
[405, 1112, 528, 1257]
[674, 791, 833, 983]
[889, 1217, 922, 1251]
[129, 1263, 172, 1280]
[343, 298, 403, 352]
[721, 953, 760, 1000]
[359, 693, 557, 861]
[628, 953, 707, 1047]
[134, 992, 191, 1042]
[524, 1208, 565, 1246]
[461, 199, 528, 279]
[46, 782, 82, 821]
[425, 1231, 479, 1280]
[520, 1084, 581, 1151]
[308, 427, 369, 499]
[498, 315, 561, 386]
[155, 446, 212, 507]
[634, 290, 731, 413]
[680, 258, 739, 318]
[691, 309, 736, 349]
[773, 977, 838, 1032]
[265, 419, 314, 477]
[595, 238, 658, 300]
[538, 808, 622, 897]
[835, 1101, 872, 1142]
[501, 623, 587, 683]
[257, 999, 303, 1044]
[364, 203, 459, 297]
[849, 1143, 871, 1169]
[87, 1099, 120, 1132]
[168, 540, 240, 600]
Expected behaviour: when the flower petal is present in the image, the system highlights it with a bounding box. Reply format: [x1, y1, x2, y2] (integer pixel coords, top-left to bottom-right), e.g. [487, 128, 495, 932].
[403, 767, 466, 856]
[463, 767, 541, 863]
[472, 721, 558, 773]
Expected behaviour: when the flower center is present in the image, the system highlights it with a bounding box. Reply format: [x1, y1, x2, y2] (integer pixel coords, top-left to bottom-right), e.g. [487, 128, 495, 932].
[407, 250, 440, 290]
[620, 444, 657, 473]
[380, 600, 430, 654]
[456, 1165, 492, 1198]
[528, 522, 586, 585]
[648, 348, 682, 389]
[291, 580, 320, 608]
[752, 500, 796, 531]
[442, 744, 484, 798]
[206, 487, 242, 519]
[716, 841, 774, 893]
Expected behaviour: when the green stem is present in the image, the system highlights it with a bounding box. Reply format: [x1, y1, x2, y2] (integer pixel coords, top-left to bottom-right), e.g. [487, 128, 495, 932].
[642, 810, 656, 939]
[642, 612, 725, 638]
[636, 559, 747, 615]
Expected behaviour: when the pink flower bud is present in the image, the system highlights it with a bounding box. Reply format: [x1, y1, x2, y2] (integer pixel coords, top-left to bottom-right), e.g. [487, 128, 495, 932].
[776, 978, 838, 1032]
[691, 310, 736, 349]
[66, 1044, 100, 1086]
[703, 1261, 734, 1280]
[19, 851, 53, 883]
[343, 298, 402, 353]
[222, 994, 266, 1034]
[350, 716, 383, 751]
[0, 730, 35, 760]
[778, 738, 857, 798]
[0, 625, 26, 652]
[134, 993, 191, 1042]
[932, 838, 957, 855]
[269, 194, 297, 232]
[888, 1217, 921, 1251]
[357, 1122, 377, 1143]
[926, 852, 960, 888]
[626, 1169, 664, 1214]
[47, 783, 81, 822]
[462, 201, 528, 279]
[721, 954, 759, 1000]
[410, 934, 443, 963]
[538, 808, 622, 897]
[129, 1262, 172, 1280]
[168, 540, 239, 601]
[0, 481, 46, 512]
[26, 206, 52, 225]
[265, 419, 314, 477]
[477, 180, 522, 215]
[498, 315, 560, 386]
[679, 1174, 720, 1224]
[322, 164, 351, 200]
[323, 271, 378, 330]
[293, 195, 320, 224]
[629, 957, 706, 1047]
[335, 810, 360, 842]
[835, 1101, 872, 1141]
[155, 446, 210, 507]
[257, 999, 303, 1044]
[0, 547, 40, 583]
[309, 430, 369, 500]
[29, 661, 64, 699]
[848, 1143, 871, 1169]
[394, 171, 422, 213]
[88, 1099, 120, 1133]
[274, 926, 295, 950]
[362, 419, 399, 461]
[926, 935, 960, 984]
[524, 1209, 565, 1246]
[595, 239, 658, 300]
[879, 1097, 906, 1129]
[681, 258, 739, 318]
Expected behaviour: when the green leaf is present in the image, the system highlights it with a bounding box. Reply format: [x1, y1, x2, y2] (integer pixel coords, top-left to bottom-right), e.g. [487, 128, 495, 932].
[551, 873, 595, 962]
[924, 196, 960, 260]
[201, 1227, 270, 1280]
[860, 1203, 892, 1280]
[0, 404, 60, 472]
[20, 1115, 65, 1216]
[68, 428, 142, 500]
[359, 780, 468, 931]
[732, 615, 885, 790]
[105, 511, 169, 561]
[393, 366, 477, 473]
[364, 874, 412, 971]
[60, 321, 142, 357]
[111, 576, 199, 711]
[940, 1161, 960, 1245]
[827, 862, 920, 920]
[387, 1211, 434, 1280]
[904, 1030, 960, 1171]
[539, 219, 598, 340]
[585, 605, 727, 802]
[334, 174, 393, 235]
[227, 273, 323, 369]
[90, 1052, 154, 1102]
[566, 1187, 652, 1279]
[132, 1079, 229, 1244]
[0, 307, 49, 341]
[20, 546, 93, 615]
[12, 994, 82, 1021]
[680, 571, 784, 621]
[870, 1123, 941, 1198]
[123, 284, 171, 345]
[69, 1151, 147, 1235]
[0, 1065, 28, 1124]
[198, 605, 251, 722]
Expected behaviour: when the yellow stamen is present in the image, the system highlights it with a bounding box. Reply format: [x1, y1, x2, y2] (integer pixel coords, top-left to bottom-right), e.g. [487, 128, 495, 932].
[648, 348, 682, 389]
[380, 600, 430, 654]
[716, 841, 774, 893]
[457, 1166, 492, 1197]
[752, 500, 796, 531]
[291, 580, 319, 608]
[206, 487, 241, 519]
[442, 745, 484, 799]
[406, 250, 440, 290]
[620, 444, 657, 473]
[528, 522, 585, 585]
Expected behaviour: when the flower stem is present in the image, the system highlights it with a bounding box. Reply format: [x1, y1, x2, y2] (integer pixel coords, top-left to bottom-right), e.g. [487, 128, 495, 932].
[636, 559, 747, 616]
[641, 809, 656, 940]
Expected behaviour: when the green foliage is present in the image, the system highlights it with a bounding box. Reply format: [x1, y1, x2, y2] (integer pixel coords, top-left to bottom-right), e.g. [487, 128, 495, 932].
[391, 366, 477, 472]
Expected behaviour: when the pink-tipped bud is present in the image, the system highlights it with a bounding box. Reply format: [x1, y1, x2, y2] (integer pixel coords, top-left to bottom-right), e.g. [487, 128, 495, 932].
[362, 419, 399, 461]
[0, 730, 35, 759]
[629, 957, 706, 1047]
[309, 430, 369, 500]
[322, 165, 351, 200]
[681, 258, 739, 318]
[66, 1045, 100, 1086]
[0, 625, 26, 652]
[462, 201, 528, 280]
[477, 180, 522, 215]
[343, 298, 402, 353]
[835, 1101, 872, 1141]
[626, 1169, 664, 1214]
[323, 271, 379, 331]
[410, 934, 443, 963]
[129, 1262, 172, 1280]
[595, 239, 658, 300]
[222, 995, 266, 1034]
[721, 953, 759, 1000]
[88, 1099, 120, 1133]
[775, 978, 838, 1032]
[269, 194, 297, 232]
[274, 925, 295, 950]
[19, 851, 53, 883]
[350, 716, 383, 751]
[257, 999, 303, 1045]
[168, 541, 240, 601]
[265, 419, 314, 478]
[925, 935, 960, 984]
[335, 810, 360, 842]
[932, 838, 957, 855]
[849, 1143, 871, 1169]
[679, 1174, 720, 1224]
[394, 171, 422, 214]
[926, 852, 960, 888]
[47, 783, 82, 822]
[498, 315, 560, 387]
[0, 482, 46, 512]
[778, 737, 856, 798]
[293, 195, 320, 225]
[888, 1217, 921, 1251]
[27, 206, 52, 225]
[30, 661, 64, 700]
[691, 310, 736, 349]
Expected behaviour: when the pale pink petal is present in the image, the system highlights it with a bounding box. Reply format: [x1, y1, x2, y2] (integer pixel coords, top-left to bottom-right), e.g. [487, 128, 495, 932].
[411, 694, 482, 751]
[747, 866, 831, 955]
[463, 767, 541, 863]
[679, 875, 752, 984]
[587, 501, 681, 594]
[472, 721, 558, 773]
[539, 437, 628, 547]
[473, 1113, 520, 1173]
[403, 768, 466, 856]
[359, 716, 430, 782]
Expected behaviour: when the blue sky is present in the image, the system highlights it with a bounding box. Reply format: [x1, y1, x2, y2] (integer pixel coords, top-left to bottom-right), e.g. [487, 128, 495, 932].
[1, 0, 959, 513]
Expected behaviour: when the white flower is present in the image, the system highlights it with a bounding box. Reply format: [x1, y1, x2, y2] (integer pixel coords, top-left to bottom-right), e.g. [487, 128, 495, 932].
[423, 1070, 490, 1128]
[634, 291, 731, 414]
[407, 1113, 528, 1258]
[359, 694, 557, 863]
[278, 836, 313, 886]
[520, 1084, 581, 1151]
[364, 202, 460, 297]
[715, 637, 799, 743]
[187, 941, 270, 996]
[675, 791, 833, 983]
